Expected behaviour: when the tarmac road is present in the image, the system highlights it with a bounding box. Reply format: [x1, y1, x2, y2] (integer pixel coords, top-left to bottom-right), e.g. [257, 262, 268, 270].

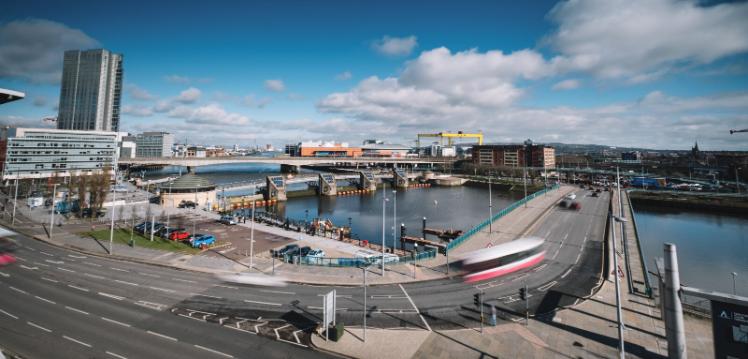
[0, 189, 609, 357]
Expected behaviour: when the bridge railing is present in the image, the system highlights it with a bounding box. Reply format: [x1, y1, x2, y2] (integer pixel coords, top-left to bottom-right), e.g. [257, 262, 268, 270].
[446, 184, 560, 251]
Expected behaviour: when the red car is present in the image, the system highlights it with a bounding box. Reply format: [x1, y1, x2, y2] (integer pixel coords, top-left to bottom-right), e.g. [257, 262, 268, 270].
[169, 230, 191, 241]
[570, 202, 582, 210]
[0, 253, 16, 266]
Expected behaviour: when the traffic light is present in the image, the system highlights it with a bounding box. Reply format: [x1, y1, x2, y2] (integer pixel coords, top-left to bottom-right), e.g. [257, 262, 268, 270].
[519, 287, 527, 300]
[473, 293, 480, 306]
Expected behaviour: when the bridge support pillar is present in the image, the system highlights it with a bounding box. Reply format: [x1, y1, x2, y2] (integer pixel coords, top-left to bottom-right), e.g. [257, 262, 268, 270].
[359, 171, 377, 191]
[393, 168, 409, 188]
[265, 175, 287, 201]
[318, 173, 337, 196]
[280, 164, 300, 174]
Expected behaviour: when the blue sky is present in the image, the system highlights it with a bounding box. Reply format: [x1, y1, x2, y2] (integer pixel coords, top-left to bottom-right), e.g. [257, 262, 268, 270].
[1, 0, 747, 149]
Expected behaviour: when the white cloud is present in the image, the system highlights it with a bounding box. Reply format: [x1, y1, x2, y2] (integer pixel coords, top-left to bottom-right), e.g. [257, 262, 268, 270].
[127, 84, 156, 101]
[0, 115, 55, 128]
[552, 79, 580, 91]
[0, 19, 99, 84]
[241, 94, 271, 108]
[264, 79, 286, 92]
[372, 35, 418, 56]
[547, 0, 748, 81]
[122, 105, 153, 117]
[163, 75, 190, 84]
[335, 71, 352, 80]
[176, 87, 202, 103]
[168, 103, 251, 126]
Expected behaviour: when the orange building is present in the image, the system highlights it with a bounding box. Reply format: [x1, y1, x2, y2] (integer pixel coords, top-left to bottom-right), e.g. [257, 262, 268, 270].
[297, 141, 363, 157]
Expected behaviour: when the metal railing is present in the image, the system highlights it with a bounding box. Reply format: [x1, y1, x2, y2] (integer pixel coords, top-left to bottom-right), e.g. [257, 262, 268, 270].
[446, 184, 560, 251]
[626, 192, 654, 297]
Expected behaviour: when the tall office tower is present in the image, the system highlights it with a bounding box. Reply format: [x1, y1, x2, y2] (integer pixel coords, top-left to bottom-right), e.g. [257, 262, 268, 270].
[57, 49, 123, 132]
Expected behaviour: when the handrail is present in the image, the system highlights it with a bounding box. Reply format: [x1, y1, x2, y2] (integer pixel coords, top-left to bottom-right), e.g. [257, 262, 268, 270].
[626, 190, 654, 297]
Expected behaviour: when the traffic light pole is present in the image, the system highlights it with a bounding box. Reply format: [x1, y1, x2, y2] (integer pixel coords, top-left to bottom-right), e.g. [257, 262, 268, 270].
[480, 291, 484, 333]
[524, 283, 529, 326]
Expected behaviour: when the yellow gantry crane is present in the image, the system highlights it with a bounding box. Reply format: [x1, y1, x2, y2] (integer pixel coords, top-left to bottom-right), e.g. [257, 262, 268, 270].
[416, 131, 483, 148]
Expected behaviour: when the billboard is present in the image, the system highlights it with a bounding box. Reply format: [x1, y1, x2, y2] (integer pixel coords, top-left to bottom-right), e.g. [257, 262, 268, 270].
[711, 300, 748, 358]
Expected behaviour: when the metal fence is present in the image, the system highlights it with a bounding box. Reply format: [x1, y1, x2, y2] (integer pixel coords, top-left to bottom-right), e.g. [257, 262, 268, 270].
[446, 184, 560, 251]
[285, 247, 437, 268]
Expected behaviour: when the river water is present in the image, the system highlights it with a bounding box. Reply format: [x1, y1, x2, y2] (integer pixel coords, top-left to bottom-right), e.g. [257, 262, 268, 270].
[140, 163, 523, 249]
[633, 203, 748, 296]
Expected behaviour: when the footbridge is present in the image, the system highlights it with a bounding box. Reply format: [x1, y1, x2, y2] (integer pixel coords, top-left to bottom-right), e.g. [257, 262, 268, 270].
[221, 170, 419, 200]
[120, 156, 450, 169]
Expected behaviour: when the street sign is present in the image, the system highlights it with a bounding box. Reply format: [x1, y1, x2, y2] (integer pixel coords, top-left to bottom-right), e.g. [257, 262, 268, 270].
[322, 289, 336, 341]
[711, 300, 748, 358]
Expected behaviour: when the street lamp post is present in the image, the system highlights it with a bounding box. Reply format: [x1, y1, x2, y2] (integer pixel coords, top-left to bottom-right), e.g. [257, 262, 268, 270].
[362, 266, 368, 342]
[732, 272, 738, 295]
[49, 183, 59, 239]
[381, 182, 387, 275]
[109, 173, 117, 255]
[611, 214, 627, 359]
[165, 180, 172, 234]
[12, 178, 18, 226]
[413, 243, 418, 279]
[392, 189, 397, 252]
[523, 167, 528, 208]
[250, 201, 255, 271]
[488, 177, 493, 233]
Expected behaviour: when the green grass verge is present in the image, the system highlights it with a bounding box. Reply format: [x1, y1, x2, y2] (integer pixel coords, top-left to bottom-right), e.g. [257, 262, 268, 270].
[80, 228, 200, 254]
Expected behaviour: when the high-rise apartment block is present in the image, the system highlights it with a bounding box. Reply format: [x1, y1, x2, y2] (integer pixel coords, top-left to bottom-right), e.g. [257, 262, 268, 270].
[57, 49, 123, 132]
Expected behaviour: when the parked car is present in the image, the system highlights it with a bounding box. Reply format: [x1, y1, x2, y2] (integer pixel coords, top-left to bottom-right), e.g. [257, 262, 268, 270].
[565, 193, 577, 200]
[307, 249, 326, 258]
[219, 216, 237, 225]
[273, 244, 299, 257]
[591, 192, 599, 197]
[298, 246, 312, 256]
[559, 200, 570, 208]
[187, 234, 215, 249]
[570, 202, 582, 210]
[81, 208, 106, 218]
[137, 222, 163, 235]
[178, 201, 197, 209]
[169, 229, 190, 241]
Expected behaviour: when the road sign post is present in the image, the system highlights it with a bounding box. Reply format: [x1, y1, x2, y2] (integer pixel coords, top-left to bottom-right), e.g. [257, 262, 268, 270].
[323, 289, 336, 341]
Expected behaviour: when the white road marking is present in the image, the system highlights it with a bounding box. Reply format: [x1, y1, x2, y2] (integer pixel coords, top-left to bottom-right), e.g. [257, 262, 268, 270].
[563, 233, 569, 240]
[533, 264, 548, 272]
[39, 251, 54, 257]
[146, 330, 178, 341]
[84, 273, 105, 280]
[84, 262, 102, 267]
[194, 344, 234, 358]
[0, 272, 9, 278]
[173, 278, 196, 284]
[63, 335, 92, 347]
[45, 259, 64, 265]
[215, 284, 237, 290]
[9, 286, 27, 294]
[106, 351, 128, 359]
[307, 306, 348, 311]
[68, 254, 87, 259]
[101, 317, 131, 327]
[561, 268, 573, 279]
[19, 264, 38, 270]
[41, 277, 59, 283]
[57, 267, 74, 273]
[134, 300, 165, 311]
[65, 306, 89, 315]
[537, 281, 558, 292]
[114, 279, 138, 286]
[243, 299, 281, 307]
[149, 286, 175, 293]
[398, 284, 432, 332]
[190, 293, 223, 299]
[35, 296, 56, 305]
[27, 321, 52, 332]
[33, 262, 49, 267]
[67, 284, 89, 292]
[139, 272, 160, 278]
[98, 292, 125, 301]
[14, 256, 26, 261]
[0, 309, 18, 319]
[258, 289, 295, 295]
[110, 267, 130, 273]
[574, 252, 582, 264]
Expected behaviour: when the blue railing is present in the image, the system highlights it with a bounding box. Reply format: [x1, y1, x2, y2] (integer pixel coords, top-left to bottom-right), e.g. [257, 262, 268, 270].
[446, 184, 560, 251]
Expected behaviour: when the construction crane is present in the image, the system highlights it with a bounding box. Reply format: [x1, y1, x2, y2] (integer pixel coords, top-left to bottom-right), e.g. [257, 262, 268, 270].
[730, 129, 748, 134]
[416, 131, 483, 149]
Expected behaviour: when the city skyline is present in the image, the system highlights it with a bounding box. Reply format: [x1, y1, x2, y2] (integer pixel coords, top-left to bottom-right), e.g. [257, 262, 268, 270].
[1, 0, 747, 150]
